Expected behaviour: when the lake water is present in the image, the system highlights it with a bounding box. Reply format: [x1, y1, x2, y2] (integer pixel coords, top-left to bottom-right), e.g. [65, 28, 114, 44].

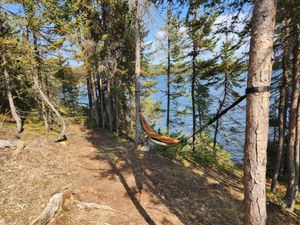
[143, 75, 246, 162]
[79, 75, 247, 162]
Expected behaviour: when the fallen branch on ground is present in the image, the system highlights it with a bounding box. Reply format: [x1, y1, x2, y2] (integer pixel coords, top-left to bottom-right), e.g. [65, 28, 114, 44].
[28, 192, 64, 225]
[75, 200, 115, 212]
[0, 140, 24, 151]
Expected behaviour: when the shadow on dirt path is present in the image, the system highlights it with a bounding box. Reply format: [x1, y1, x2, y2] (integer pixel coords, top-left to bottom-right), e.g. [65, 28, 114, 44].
[85, 128, 299, 225]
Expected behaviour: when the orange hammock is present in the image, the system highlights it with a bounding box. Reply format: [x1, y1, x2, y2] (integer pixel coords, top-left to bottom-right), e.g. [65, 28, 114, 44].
[139, 113, 181, 147]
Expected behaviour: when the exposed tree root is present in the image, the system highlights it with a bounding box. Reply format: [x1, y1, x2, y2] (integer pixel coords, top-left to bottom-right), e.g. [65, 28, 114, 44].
[28, 192, 64, 225]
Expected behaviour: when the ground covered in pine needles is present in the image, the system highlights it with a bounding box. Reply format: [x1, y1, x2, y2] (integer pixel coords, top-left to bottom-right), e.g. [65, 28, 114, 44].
[0, 123, 299, 225]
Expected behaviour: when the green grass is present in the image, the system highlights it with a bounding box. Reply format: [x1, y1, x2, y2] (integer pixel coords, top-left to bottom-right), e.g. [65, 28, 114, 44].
[106, 132, 130, 145]
[62, 205, 71, 212]
[157, 132, 241, 177]
[102, 152, 119, 162]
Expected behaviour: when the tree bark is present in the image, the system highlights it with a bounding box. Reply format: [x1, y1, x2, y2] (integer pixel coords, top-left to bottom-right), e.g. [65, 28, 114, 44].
[294, 99, 300, 201]
[135, 0, 142, 146]
[2, 54, 23, 134]
[283, 24, 300, 210]
[244, 1, 276, 225]
[271, 25, 289, 192]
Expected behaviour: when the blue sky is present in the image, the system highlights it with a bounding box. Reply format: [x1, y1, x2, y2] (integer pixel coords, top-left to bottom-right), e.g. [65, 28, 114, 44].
[144, 2, 250, 65]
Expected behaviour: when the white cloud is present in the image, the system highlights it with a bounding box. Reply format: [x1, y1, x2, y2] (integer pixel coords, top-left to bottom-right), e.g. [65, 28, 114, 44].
[155, 30, 167, 41]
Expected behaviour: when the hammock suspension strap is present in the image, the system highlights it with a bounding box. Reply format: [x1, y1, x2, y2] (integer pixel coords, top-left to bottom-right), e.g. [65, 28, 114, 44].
[181, 85, 270, 143]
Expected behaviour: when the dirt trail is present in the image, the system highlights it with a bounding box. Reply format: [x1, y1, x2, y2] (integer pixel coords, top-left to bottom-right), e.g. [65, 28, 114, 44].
[0, 125, 299, 225]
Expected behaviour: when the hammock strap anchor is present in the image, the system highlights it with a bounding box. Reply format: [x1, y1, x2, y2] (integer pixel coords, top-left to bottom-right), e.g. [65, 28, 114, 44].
[181, 85, 270, 143]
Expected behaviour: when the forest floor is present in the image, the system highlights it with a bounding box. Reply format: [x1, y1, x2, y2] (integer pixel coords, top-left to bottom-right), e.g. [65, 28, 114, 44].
[0, 123, 299, 225]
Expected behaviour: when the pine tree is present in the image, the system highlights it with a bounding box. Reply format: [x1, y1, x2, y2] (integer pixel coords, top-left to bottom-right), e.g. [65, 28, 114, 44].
[212, 37, 245, 160]
[186, 0, 217, 151]
[0, 17, 23, 134]
[244, 0, 276, 224]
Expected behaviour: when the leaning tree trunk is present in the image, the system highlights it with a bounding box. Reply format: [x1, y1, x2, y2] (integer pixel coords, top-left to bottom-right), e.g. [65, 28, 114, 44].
[213, 73, 228, 160]
[271, 25, 289, 193]
[135, 0, 142, 146]
[33, 77, 67, 142]
[33, 34, 49, 132]
[2, 54, 23, 134]
[283, 24, 300, 210]
[244, 1, 276, 225]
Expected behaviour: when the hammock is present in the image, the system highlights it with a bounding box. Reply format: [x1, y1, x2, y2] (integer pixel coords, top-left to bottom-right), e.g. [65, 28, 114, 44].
[138, 85, 270, 148]
[139, 113, 181, 147]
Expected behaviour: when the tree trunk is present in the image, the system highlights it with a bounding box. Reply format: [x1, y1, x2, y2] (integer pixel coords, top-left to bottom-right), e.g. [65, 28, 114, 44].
[97, 65, 105, 129]
[244, 1, 276, 225]
[105, 58, 113, 132]
[90, 73, 100, 127]
[283, 24, 300, 210]
[33, 34, 49, 132]
[86, 77, 93, 119]
[271, 25, 289, 192]
[212, 119, 219, 159]
[113, 59, 120, 133]
[2, 54, 23, 134]
[166, 4, 171, 133]
[191, 45, 196, 152]
[130, 97, 135, 137]
[33, 76, 67, 142]
[294, 99, 300, 201]
[213, 73, 228, 160]
[135, 0, 142, 146]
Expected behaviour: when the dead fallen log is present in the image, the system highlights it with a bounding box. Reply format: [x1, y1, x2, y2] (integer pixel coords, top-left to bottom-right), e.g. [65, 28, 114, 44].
[0, 140, 24, 151]
[28, 192, 64, 225]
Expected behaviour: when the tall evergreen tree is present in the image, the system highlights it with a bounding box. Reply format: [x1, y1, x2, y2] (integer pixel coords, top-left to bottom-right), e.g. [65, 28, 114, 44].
[212, 37, 245, 160]
[244, 0, 276, 224]
[186, 0, 217, 151]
